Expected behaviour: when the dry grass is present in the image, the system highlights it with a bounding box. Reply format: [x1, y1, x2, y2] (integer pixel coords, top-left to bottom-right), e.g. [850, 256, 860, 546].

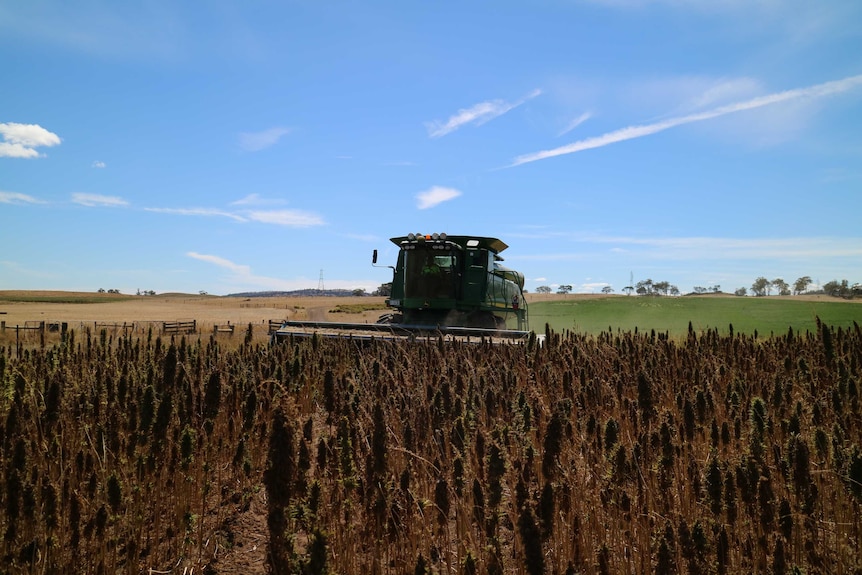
[0, 292, 395, 348]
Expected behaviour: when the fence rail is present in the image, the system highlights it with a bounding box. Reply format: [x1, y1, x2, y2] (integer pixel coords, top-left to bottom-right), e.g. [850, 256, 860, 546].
[213, 323, 235, 334]
[162, 320, 196, 335]
[1, 321, 66, 333]
[2, 318, 297, 345]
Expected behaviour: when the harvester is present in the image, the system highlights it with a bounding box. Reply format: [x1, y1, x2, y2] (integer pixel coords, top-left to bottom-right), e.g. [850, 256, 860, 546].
[273, 232, 530, 342]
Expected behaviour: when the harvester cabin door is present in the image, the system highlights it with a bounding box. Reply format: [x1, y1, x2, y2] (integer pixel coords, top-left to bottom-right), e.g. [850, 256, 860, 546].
[463, 249, 489, 305]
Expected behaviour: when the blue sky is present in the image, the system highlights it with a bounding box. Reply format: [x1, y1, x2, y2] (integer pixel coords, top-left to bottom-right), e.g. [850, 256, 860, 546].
[2, 0, 861, 296]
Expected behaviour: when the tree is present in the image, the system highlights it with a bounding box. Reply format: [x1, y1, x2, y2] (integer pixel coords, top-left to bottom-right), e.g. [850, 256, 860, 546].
[636, 279, 654, 296]
[823, 279, 850, 298]
[601, 285, 614, 294]
[622, 285, 634, 296]
[793, 276, 812, 295]
[735, 287, 747, 296]
[635, 278, 677, 296]
[557, 285, 572, 295]
[751, 277, 770, 297]
[536, 286, 551, 294]
[352, 288, 367, 297]
[374, 283, 392, 297]
[772, 278, 790, 296]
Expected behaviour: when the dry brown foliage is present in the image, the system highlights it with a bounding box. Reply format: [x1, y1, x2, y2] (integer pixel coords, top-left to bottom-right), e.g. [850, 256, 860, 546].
[0, 318, 860, 574]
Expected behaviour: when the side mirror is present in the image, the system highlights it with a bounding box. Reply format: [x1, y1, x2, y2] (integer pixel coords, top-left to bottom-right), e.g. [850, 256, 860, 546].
[372, 249, 378, 264]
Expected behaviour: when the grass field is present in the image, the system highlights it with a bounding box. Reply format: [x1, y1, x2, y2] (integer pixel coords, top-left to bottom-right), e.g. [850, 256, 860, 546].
[529, 294, 862, 338]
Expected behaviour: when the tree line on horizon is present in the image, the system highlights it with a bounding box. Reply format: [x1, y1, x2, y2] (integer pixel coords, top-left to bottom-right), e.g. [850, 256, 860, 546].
[533, 275, 861, 298]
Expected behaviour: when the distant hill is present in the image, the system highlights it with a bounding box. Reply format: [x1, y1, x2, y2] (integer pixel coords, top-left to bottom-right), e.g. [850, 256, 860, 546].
[226, 289, 367, 298]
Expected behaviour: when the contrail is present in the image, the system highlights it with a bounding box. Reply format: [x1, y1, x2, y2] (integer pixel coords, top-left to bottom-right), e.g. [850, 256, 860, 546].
[427, 89, 542, 138]
[511, 74, 862, 167]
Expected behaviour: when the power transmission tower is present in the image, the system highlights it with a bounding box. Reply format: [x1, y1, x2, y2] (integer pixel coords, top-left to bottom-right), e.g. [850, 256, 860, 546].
[318, 269, 325, 293]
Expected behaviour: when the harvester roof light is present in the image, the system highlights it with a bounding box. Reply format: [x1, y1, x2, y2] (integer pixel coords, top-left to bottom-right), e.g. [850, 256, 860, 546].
[407, 233, 415, 240]
[439, 233, 447, 240]
[431, 233, 440, 240]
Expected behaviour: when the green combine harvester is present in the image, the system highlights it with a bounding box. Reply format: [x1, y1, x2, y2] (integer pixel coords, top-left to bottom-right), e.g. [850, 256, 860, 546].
[273, 232, 530, 342]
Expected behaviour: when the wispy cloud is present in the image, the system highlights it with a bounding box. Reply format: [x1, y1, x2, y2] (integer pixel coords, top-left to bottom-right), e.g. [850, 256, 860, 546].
[229, 193, 286, 206]
[511, 74, 862, 166]
[559, 112, 592, 137]
[145, 207, 249, 222]
[0, 123, 61, 158]
[72, 193, 129, 207]
[416, 186, 462, 209]
[145, 204, 325, 227]
[187, 252, 251, 275]
[239, 127, 291, 152]
[0, 191, 46, 205]
[426, 89, 542, 138]
[187, 252, 373, 292]
[92, 160, 106, 168]
[246, 209, 325, 227]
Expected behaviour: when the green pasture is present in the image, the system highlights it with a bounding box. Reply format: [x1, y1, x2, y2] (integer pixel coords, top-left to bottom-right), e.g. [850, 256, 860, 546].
[529, 295, 862, 339]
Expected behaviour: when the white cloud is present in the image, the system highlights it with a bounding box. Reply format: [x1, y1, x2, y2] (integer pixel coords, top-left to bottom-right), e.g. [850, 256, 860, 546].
[145, 207, 248, 221]
[144, 204, 324, 226]
[239, 127, 291, 152]
[0, 191, 46, 205]
[230, 193, 286, 206]
[92, 160, 106, 168]
[72, 193, 129, 207]
[558, 112, 592, 137]
[511, 74, 862, 166]
[246, 209, 325, 227]
[0, 123, 61, 158]
[187, 252, 251, 275]
[426, 89, 542, 138]
[416, 186, 462, 209]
